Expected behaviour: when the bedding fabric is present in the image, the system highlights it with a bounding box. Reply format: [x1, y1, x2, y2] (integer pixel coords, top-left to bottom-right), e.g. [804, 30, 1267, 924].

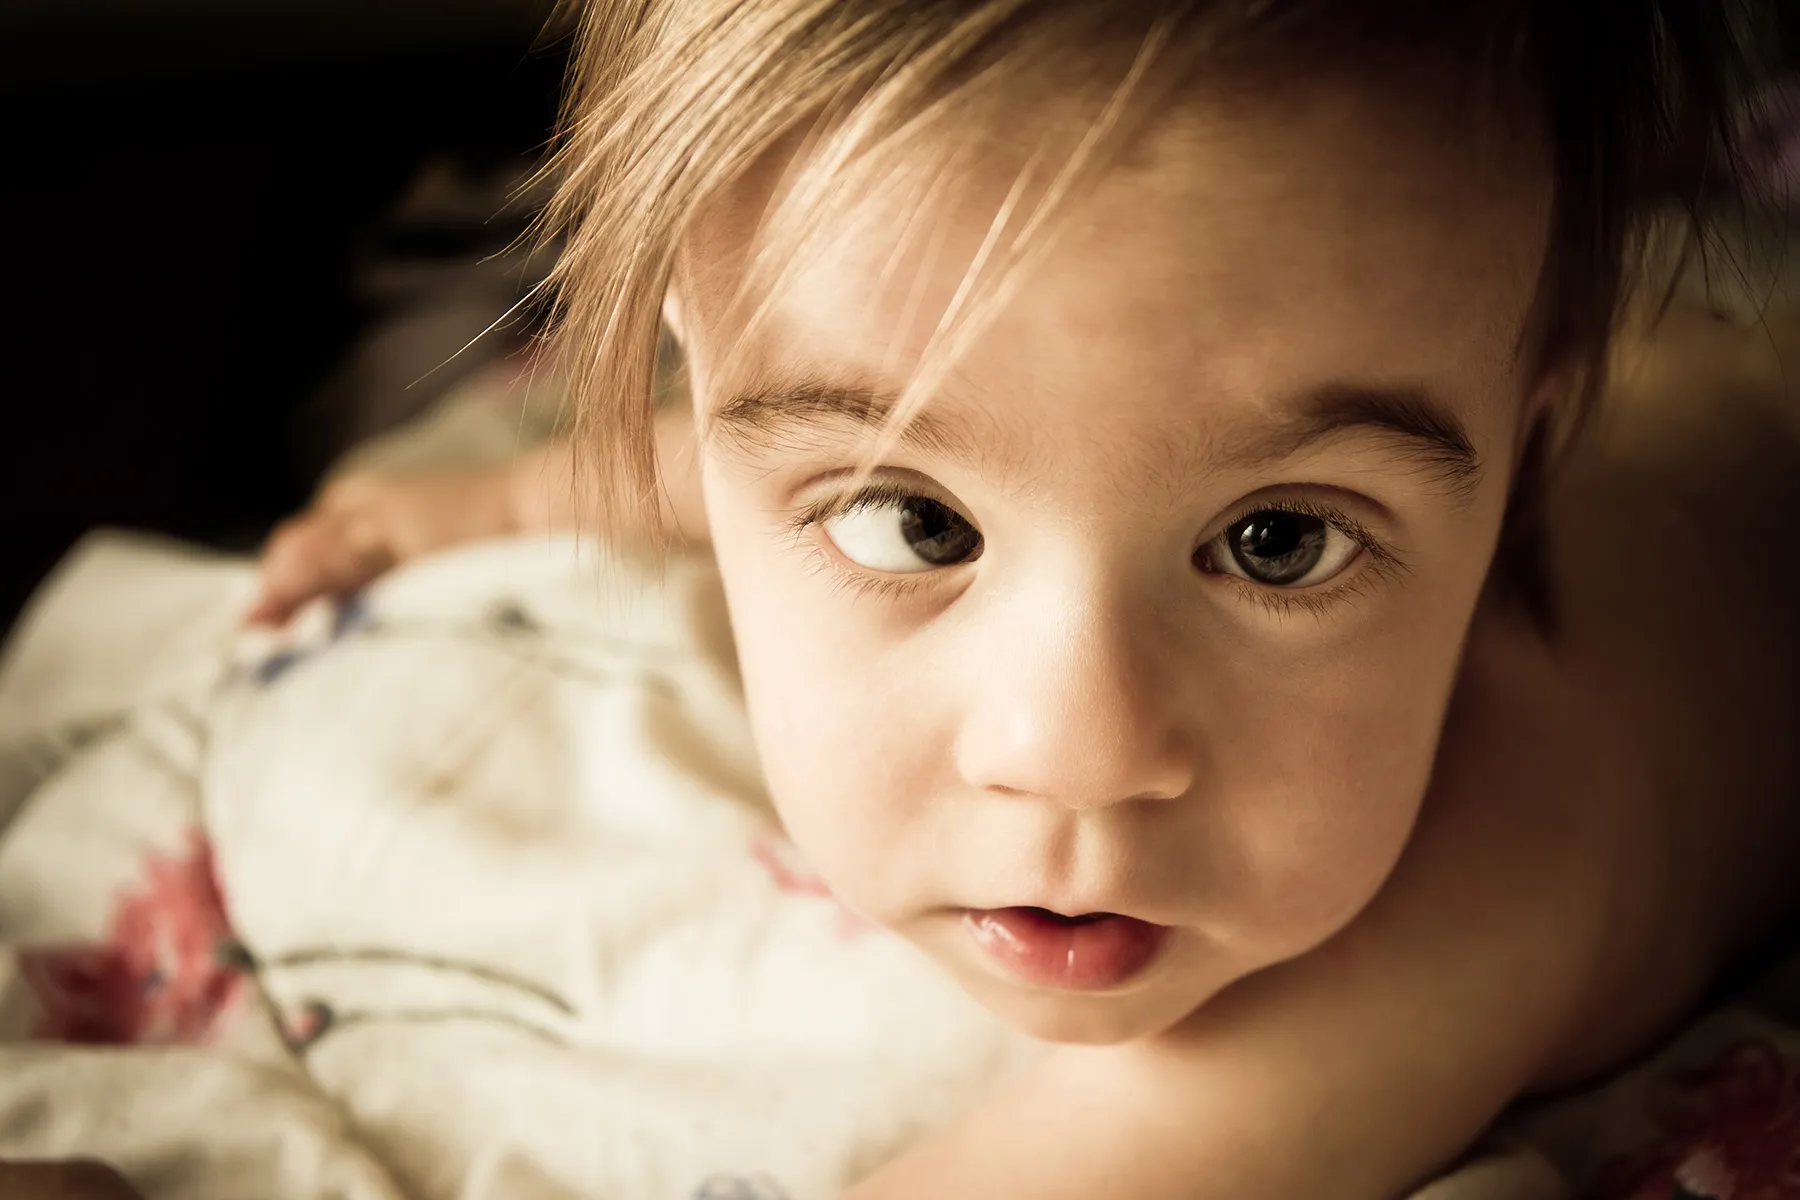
[0, 530, 1796, 1200]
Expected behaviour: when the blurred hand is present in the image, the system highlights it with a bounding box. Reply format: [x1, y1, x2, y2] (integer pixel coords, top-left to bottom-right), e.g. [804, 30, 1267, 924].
[248, 413, 706, 628]
[247, 466, 519, 628]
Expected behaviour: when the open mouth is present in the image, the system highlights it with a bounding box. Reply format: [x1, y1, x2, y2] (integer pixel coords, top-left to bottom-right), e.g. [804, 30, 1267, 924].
[1028, 908, 1112, 926]
[963, 906, 1168, 991]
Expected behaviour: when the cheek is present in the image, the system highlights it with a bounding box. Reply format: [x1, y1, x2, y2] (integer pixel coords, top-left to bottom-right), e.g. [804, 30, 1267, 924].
[1198, 598, 1472, 959]
[704, 506, 931, 901]
[1216, 754, 1429, 961]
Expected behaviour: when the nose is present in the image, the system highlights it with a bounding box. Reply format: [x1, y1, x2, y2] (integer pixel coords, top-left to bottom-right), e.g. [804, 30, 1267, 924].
[952, 585, 1197, 809]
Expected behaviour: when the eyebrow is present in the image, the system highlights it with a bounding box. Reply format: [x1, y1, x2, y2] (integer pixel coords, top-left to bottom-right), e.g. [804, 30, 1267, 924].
[1227, 385, 1482, 501]
[710, 376, 1481, 498]
[710, 378, 988, 464]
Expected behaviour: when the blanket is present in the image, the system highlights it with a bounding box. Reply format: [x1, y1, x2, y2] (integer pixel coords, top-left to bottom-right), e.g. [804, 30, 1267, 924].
[1, 530, 1797, 1200]
[0, 531, 1037, 1200]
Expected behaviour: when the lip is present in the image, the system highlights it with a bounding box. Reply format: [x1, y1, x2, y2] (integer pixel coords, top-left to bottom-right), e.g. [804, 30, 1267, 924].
[963, 906, 1169, 992]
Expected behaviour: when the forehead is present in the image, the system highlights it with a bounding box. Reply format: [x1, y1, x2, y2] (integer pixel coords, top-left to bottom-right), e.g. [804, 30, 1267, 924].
[682, 78, 1551, 459]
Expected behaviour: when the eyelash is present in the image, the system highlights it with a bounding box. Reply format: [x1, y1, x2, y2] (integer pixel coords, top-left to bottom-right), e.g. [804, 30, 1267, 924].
[785, 483, 1406, 614]
[784, 482, 950, 602]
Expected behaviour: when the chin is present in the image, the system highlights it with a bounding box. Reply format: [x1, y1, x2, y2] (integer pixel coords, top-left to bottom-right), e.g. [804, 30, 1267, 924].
[961, 971, 1210, 1046]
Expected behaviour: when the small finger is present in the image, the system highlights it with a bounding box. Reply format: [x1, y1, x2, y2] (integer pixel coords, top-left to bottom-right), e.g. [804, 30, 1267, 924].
[249, 515, 393, 627]
[246, 520, 318, 627]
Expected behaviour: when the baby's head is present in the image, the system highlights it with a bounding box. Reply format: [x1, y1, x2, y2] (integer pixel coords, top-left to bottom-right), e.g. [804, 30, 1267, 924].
[547, 1, 1746, 1043]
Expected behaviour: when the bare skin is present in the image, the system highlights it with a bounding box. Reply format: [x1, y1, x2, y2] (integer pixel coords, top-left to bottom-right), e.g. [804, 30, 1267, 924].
[249, 406, 706, 627]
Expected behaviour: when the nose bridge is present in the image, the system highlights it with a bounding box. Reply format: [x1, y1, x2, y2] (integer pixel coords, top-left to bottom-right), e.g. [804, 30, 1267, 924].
[957, 571, 1196, 809]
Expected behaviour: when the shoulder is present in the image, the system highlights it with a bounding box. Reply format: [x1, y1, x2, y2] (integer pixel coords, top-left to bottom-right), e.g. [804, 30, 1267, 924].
[1550, 289, 1800, 628]
[1541, 292, 1800, 857]
[1554, 294, 1800, 638]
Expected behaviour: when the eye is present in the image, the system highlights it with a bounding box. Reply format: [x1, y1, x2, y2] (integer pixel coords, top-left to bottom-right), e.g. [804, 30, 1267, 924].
[821, 490, 982, 574]
[1199, 507, 1361, 588]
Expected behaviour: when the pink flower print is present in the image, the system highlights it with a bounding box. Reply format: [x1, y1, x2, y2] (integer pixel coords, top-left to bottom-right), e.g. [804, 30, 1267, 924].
[750, 837, 873, 940]
[18, 829, 245, 1046]
[281, 999, 334, 1051]
[1589, 1039, 1800, 1199]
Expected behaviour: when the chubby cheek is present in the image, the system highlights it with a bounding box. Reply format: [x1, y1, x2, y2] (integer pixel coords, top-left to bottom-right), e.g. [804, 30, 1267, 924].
[1198, 614, 1466, 969]
[1217, 769, 1427, 967]
[704, 501, 929, 915]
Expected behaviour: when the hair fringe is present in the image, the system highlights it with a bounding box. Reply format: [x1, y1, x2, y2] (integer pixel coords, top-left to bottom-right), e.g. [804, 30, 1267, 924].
[531, 0, 1761, 560]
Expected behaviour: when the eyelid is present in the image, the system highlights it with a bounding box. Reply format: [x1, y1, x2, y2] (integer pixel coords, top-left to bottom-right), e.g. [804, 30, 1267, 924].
[791, 473, 976, 531]
[801, 480, 921, 524]
[1207, 494, 1385, 558]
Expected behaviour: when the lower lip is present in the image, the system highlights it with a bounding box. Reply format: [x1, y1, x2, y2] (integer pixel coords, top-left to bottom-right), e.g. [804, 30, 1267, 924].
[963, 907, 1168, 991]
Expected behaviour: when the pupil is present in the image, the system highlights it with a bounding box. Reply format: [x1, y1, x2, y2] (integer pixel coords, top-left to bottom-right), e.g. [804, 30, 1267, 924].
[900, 499, 979, 565]
[1229, 511, 1327, 585]
[1240, 514, 1303, 558]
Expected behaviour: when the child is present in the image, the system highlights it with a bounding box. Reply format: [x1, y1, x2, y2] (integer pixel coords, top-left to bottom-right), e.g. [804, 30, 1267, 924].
[253, 2, 1800, 1195]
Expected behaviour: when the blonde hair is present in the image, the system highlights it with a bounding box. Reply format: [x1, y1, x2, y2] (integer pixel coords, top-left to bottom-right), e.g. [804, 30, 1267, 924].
[538, 0, 1752, 554]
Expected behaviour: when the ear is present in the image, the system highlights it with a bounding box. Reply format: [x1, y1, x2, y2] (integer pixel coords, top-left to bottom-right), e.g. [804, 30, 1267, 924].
[657, 286, 703, 417]
[661, 288, 688, 346]
[1492, 369, 1575, 633]
[1515, 365, 1576, 473]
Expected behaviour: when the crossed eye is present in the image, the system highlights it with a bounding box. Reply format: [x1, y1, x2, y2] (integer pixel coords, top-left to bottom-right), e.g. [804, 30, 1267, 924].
[823, 491, 1359, 591]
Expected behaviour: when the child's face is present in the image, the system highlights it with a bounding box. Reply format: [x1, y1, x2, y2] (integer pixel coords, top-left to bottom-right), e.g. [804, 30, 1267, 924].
[677, 81, 1551, 1043]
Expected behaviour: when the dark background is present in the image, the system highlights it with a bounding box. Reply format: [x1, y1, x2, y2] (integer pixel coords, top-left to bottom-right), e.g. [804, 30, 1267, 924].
[0, 1, 566, 634]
